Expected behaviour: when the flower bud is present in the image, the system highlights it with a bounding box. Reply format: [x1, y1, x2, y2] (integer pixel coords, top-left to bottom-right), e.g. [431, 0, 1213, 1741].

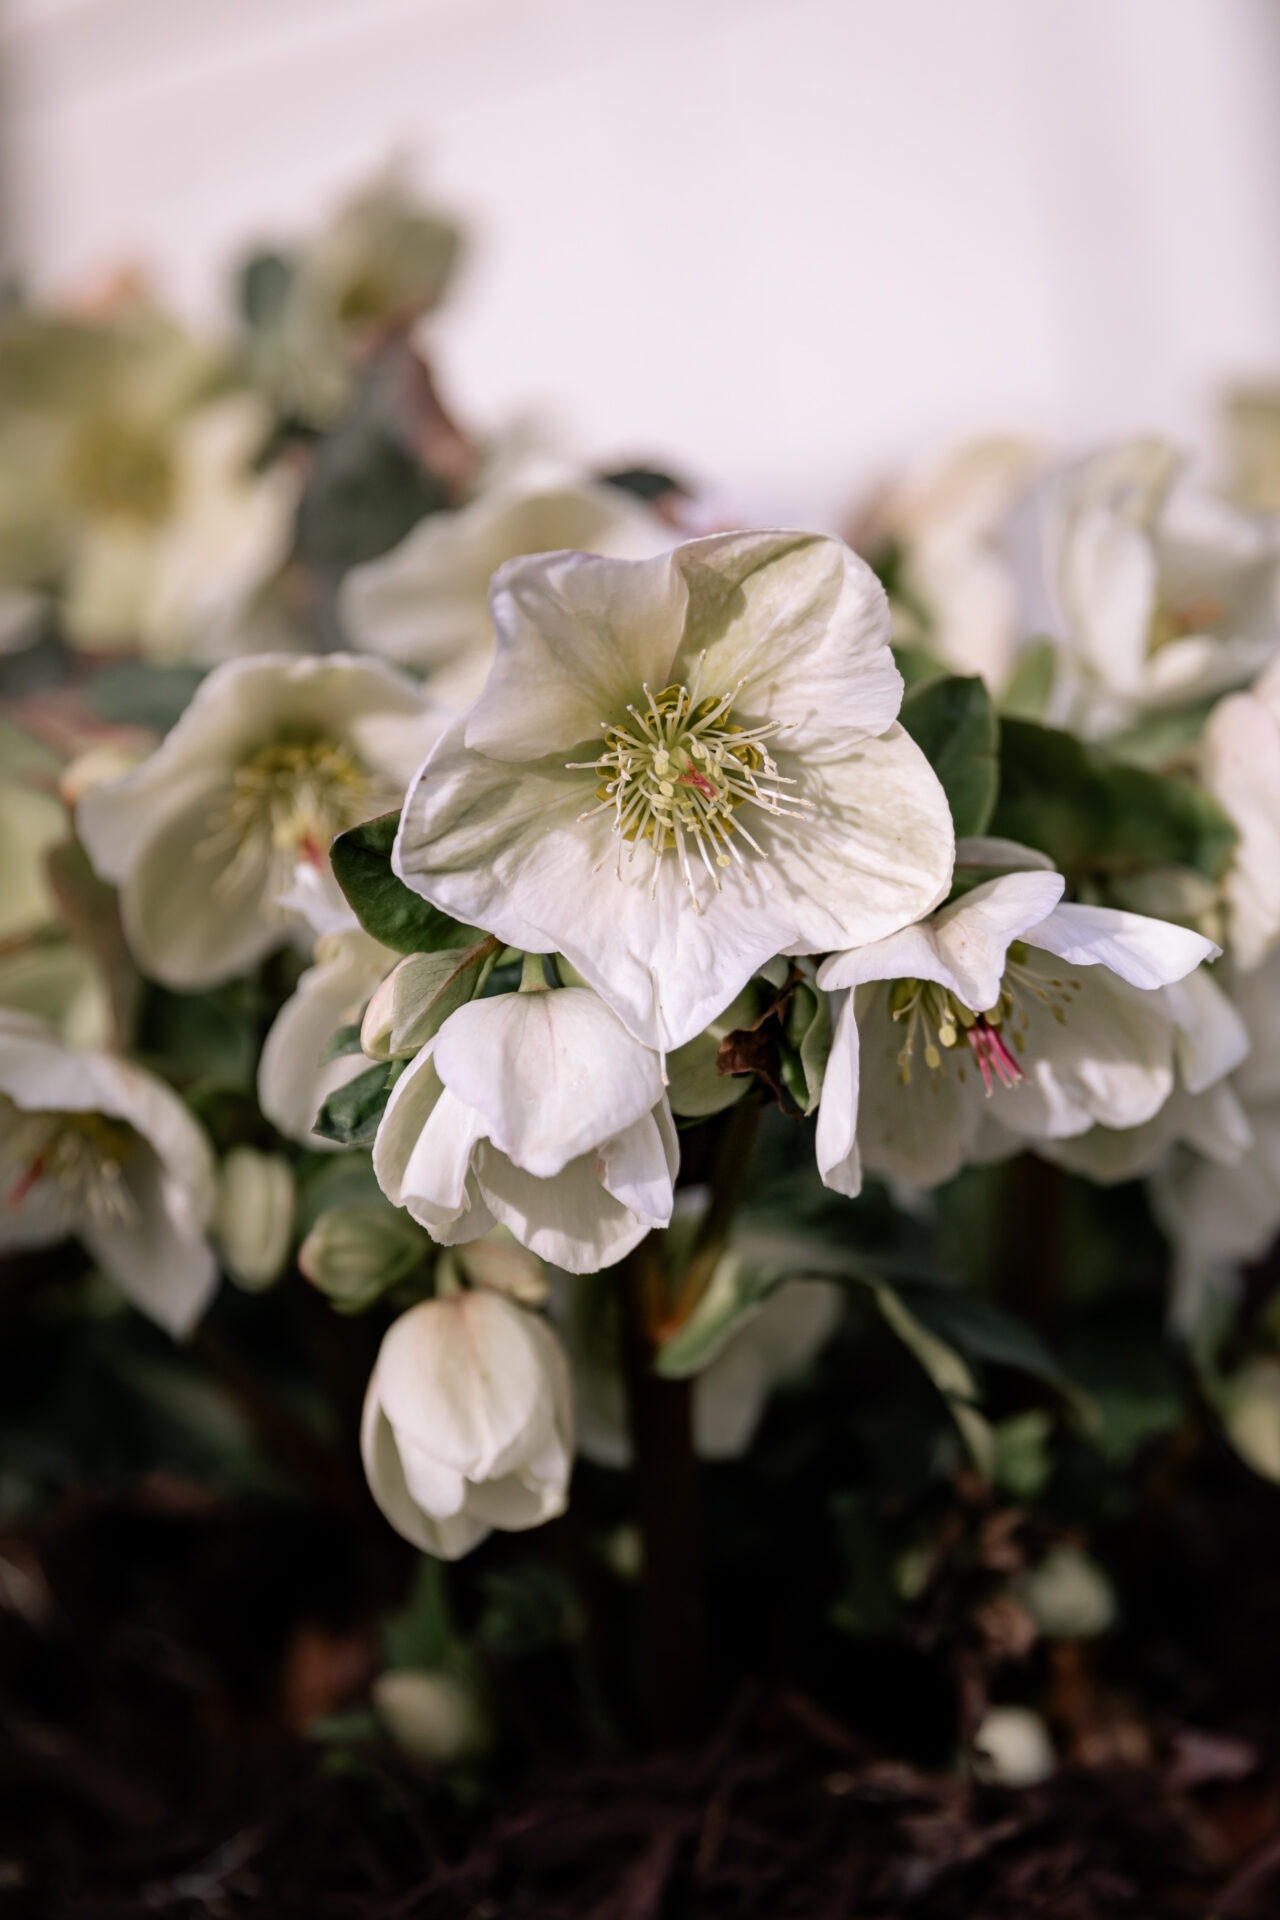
[361, 1291, 573, 1560]
[215, 1147, 295, 1291]
[361, 950, 480, 1061]
[371, 1668, 486, 1768]
[298, 1203, 428, 1312]
[1016, 1545, 1116, 1641]
[1224, 1358, 1280, 1482]
[446, 1231, 547, 1307]
[971, 1706, 1055, 1787]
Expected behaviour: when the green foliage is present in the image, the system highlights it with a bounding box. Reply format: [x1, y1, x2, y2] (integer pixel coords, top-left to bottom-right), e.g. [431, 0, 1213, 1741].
[313, 1059, 405, 1146]
[331, 812, 482, 955]
[900, 672, 999, 837]
[993, 718, 1236, 886]
[239, 250, 296, 332]
[83, 659, 206, 733]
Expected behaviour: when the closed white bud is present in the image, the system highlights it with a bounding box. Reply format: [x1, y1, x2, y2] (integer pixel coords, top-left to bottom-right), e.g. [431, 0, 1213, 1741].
[361, 1290, 573, 1560]
[971, 1706, 1056, 1788]
[215, 1147, 295, 1291]
[361, 950, 479, 1062]
[1016, 1545, 1116, 1641]
[298, 1203, 428, 1311]
[371, 1668, 486, 1768]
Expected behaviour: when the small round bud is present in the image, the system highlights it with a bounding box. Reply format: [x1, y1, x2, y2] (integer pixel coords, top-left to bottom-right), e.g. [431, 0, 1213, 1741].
[215, 1147, 295, 1291]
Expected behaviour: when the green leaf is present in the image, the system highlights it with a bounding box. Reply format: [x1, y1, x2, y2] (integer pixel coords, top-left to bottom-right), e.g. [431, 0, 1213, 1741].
[84, 660, 205, 733]
[900, 673, 999, 837]
[320, 1023, 365, 1063]
[294, 358, 450, 575]
[781, 980, 831, 1116]
[870, 1280, 995, 1476]
[897, 1284, 1091, 1419]
[240, 249, 295, 331]
[313, 1060, 400, 1145]
[331, 812, 482, 955]
[656, 1252, 780, 1378]
[993, 718, 1236, 885]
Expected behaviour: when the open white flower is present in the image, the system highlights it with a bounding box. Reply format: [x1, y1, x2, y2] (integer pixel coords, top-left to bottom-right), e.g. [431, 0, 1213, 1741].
[0, 1013, 216, 1335]
[816, 866, 1219, 1193]
[872, 436, 1039, 694]
[1043, 439, 1280, 737]
[394, 531, 955, 1051]
[1201, 655, 1280, 972]
[374, 986, 677, 1272]
[362, 1288, 573, 1560]
[78, 653, 437, 989]
[340, 464, 669, 710]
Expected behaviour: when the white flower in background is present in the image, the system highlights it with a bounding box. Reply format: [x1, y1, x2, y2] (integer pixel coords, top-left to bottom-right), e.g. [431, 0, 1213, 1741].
[1201, 655, 1280, 971]
[816, 864, 1219, 1194]
[374, 985, 677, 1273]
[0, 1013, 216, 1335]
[563, 1270, 842, 1466]
[78, 653, 436, 989]
[1042, 439, 1280, 737]
[869, 436, 1039, 693]
[63, 393, 300, 662]
[1152, 951, 1280, 1328]
[340, 463, 670, 710]
[1036, 965, 1250, 1184]
[361, 1288, 573, 1560]
[214, 1146, 295, 1290]
[259, 921, 392, 1144]
[394, 531, 955, 1052]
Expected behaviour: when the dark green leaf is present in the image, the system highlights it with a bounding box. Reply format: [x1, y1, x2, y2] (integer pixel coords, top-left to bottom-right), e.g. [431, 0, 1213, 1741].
[331, 812, 482, 955]
[239, 250, 295, 331]
[320, 1023, 365, 1064]
[313, 1060, 399, 1145]
[993, 718, 1236, 885]
[900, 672, 999, 837]
[294, 358, 450, 575]
[84, 661, 205, 733]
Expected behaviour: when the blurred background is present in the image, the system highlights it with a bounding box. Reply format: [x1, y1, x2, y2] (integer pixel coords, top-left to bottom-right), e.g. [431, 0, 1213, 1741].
[4, 0, 1280, 525]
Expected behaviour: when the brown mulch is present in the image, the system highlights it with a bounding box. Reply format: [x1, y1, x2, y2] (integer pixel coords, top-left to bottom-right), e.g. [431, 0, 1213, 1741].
[2, 1475, 1280, 1919]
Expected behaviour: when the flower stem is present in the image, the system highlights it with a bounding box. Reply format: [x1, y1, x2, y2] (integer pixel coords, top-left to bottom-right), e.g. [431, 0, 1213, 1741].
[618, 1230, 708, 1747]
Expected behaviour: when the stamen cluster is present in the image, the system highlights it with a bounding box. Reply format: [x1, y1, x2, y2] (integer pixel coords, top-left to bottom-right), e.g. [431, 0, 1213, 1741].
[570, 659, 806, 900]
[201, 737, 390, 897]
[1, 1105, 139, 1228]
[887, 942, 1083, 1096]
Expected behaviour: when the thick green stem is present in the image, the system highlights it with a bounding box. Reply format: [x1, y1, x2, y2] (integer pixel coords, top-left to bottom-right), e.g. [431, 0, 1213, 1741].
[618, 1230, 708, 1745]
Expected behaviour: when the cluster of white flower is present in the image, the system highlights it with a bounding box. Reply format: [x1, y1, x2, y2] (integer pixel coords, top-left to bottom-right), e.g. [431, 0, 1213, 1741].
[7, 175, 1280, 1561]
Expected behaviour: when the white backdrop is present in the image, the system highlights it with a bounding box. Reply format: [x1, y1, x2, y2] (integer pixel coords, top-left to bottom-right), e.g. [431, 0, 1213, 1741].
[5, 0, 1280, 524]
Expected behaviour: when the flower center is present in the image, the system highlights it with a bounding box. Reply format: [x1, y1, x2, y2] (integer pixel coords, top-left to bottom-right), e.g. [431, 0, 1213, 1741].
[568, 660, 805, 900]
[888, 943, 1083, 1095]
[1, 1104, 139, 1228]
[200, 737, 394, 899]
[1147, 593, 1228, 655]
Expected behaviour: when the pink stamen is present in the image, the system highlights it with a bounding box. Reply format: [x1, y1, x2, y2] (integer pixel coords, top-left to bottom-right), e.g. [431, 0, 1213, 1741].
[678, 769, 717, 801]
[6, 1156, 45, 1210]
[967, 1021, 1024, 1095]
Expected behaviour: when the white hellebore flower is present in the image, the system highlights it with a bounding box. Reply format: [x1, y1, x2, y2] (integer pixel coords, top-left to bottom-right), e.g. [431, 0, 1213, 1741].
[0, 1013, 216, 1335]
[375, 986, 676, 1273]
[394, 532, 955, 1052]
[1043, 439, 1280, 738]
[1202, 654, 1280, 972]
[816, 864, 1219, 1193]
[362, 1289, 573, 1560]
[340, 464, 669, 710]
[77, 653, 437, 990]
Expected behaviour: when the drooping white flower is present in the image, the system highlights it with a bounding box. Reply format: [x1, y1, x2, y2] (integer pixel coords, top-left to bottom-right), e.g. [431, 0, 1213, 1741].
[214, 1146, 295, 1290]
[0, 1013, 216, 1335]
[394, 531, 955, 1051]
[361, 1289, 573, 1560]
[77, 653, 437, 990]
[562, 1269, 842, 1466]
[1042, 439, 1280, 737]
[1201, 655, 1280, 972]
[374, 986, 677, 1273]
[816, 866, 1219, 1194]
[340, 464, 669, 710]
[1152, 951, 1280, 1327]
[1035, 964, 1251, 1184]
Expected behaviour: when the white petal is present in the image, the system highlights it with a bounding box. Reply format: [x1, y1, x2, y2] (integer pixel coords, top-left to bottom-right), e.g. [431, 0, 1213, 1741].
[433, 989, 665, 1178]
[1203, 689, 1280, 972]
[259, 930, 389, 1144]
[1162, 967, 1249, 1095]
[815, 990, 862, 1197]
[854, 982, 976, 1188]
[360, 1387, 491, 1559]
[670, 531, 903, 758]
[475, 1144, 654, 1273]
[820, 870, 1064, 1009]
[1029, 903, 1218, 989]
[465, 547, 688, 759]
[82, 1147, 219, 1338]
[598, 1102, 678, 1226]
